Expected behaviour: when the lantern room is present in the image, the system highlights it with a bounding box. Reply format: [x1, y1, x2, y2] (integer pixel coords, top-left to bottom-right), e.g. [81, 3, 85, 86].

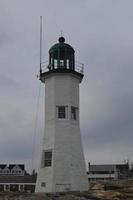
[48, 37, 75, 70]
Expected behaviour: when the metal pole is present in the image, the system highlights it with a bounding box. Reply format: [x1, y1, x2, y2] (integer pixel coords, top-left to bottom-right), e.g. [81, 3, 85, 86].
[40, 16, 42, 74]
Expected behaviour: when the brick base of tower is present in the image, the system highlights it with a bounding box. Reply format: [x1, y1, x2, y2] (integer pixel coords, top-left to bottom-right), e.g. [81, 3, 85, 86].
[35, 73, 88, 193]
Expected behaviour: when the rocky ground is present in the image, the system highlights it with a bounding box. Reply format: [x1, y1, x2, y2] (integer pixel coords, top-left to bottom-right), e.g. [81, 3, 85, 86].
[0, 182, 133, 200]
[0, 190, 133, 200]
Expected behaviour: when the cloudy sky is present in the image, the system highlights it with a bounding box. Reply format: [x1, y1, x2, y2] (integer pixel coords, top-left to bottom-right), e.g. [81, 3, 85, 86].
[0, 0, 133, 172]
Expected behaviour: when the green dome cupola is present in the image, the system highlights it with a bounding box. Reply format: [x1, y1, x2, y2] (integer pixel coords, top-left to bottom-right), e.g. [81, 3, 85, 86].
[48, 37, 75, 70]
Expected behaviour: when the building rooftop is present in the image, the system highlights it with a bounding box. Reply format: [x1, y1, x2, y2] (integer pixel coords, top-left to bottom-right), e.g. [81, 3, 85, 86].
[0, 175, 36, 183]
[89, 165, 115, 172]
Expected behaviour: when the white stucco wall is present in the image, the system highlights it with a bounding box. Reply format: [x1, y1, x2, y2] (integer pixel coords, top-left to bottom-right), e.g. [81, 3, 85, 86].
[36, 73, 88, 193]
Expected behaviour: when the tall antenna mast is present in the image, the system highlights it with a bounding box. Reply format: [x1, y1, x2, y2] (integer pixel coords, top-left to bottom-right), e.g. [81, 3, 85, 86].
[40, 16, 42, 74]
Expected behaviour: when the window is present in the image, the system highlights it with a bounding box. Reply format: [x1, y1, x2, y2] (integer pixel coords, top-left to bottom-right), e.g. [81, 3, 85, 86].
[57, 106, 68, 119]
[54, 59, 58, 68]
[20, 185, 24, 190]
[60, 60, 64, 67]
[6, 185, 9, 190]
[41, 150, 52, 167]
[71, 106, 78, 120]
[67, 59, 70, 68]
[41, 182, 46, 187]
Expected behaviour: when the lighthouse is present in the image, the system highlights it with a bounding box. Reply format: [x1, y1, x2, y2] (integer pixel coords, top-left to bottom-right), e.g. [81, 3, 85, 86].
[35, 37, 88, 193]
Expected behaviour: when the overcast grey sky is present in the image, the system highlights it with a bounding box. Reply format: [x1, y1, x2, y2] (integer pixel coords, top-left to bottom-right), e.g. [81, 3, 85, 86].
[0, 0, 133, 172]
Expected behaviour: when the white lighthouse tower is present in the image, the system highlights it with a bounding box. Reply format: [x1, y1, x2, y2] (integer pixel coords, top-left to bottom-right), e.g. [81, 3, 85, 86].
[35, 37, 88, 193]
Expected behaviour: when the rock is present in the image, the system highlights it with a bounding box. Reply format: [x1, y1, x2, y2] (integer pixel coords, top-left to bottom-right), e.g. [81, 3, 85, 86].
[91, 191, 126, 200]
[90, 182, 104, 190]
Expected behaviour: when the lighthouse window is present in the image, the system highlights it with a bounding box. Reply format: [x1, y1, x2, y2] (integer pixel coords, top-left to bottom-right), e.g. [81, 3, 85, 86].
[57, 106, 67, 119]
[71, 106, 78, 120]
[41, 151, 52, 167]
[67, 59, 70, 68]
[60, 60, 64, 67]
[54, 59, 58, 68]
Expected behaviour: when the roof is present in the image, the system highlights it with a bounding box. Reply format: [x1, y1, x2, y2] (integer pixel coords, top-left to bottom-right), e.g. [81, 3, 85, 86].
[9, 164, 25, 170]
[0, 175, 37, 183]
[89, 165, 115, 172]
[116, 164, 129, 170]
[0, 165, 7, 169]
[89, 164, 129, 172]
[49, 42, 74, 53]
